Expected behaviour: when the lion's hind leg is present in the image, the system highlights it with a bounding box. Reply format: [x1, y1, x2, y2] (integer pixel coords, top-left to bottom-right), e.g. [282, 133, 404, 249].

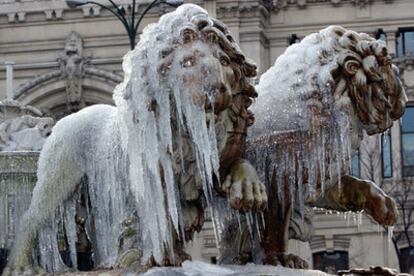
[4, 140, 85, 275]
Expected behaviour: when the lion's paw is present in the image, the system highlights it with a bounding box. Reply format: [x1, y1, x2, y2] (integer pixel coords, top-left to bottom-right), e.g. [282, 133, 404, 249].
[224, 159, 267, 211]
[364, 185, 398, 226]
[264, 253, 309, 269]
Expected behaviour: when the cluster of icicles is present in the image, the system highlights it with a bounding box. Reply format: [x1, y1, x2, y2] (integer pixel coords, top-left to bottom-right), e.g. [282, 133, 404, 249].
[35, 5, 223, 271]
[23, 8, 393, 274]
[247, 27, 357, 221]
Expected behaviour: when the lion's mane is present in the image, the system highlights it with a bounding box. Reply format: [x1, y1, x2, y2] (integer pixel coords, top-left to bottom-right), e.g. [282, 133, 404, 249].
[252, 26, 407, 138]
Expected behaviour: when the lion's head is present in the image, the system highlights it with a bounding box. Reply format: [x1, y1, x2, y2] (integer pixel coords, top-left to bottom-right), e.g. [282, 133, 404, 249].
[112, 4, 257, 260]
[327, 26, 407, 135]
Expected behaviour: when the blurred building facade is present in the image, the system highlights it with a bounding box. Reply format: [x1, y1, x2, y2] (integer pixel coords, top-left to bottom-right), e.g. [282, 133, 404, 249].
[1, 0, 414, 273]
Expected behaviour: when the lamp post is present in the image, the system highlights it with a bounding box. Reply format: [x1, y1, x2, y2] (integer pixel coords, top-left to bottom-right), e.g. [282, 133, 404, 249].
[65, 0, 183, 50]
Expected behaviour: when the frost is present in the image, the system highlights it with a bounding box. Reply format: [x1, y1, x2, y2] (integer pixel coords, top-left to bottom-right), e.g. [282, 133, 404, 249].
[10, 4, 230, 272]
[249, 28, 358, 208]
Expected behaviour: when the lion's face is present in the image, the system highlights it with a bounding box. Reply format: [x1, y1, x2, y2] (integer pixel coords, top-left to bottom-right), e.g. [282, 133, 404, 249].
[331, 27, 408, 135]
[168, 40, 235, 114]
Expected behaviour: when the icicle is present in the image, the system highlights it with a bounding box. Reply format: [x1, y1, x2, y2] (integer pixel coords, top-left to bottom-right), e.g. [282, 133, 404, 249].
[236, 211, 243, 235]
[357, 211, 363, 227]
[387, 226, 394, 243]
[254, 214, 262, 242]
[64, 200, 78, 269]
[320, 129, 326, 195]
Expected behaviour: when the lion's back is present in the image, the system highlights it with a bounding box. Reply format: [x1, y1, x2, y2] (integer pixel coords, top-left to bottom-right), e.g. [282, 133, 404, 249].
[38, 104, 118, 174]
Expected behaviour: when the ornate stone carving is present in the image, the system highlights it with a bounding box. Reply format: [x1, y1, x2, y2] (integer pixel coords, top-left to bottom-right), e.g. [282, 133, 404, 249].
[14, 31, 123, 114]
[14, 71, 62, 99]
[58, 31, 89, 112]
[264, 0, 394, 11]
[0, 100, 54, 151]
[352, 0, 371, 7]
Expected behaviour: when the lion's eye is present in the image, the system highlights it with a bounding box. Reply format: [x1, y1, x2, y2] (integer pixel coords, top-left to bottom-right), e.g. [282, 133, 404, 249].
[181, 56, 195, 68]
[220, 56, 230, 66]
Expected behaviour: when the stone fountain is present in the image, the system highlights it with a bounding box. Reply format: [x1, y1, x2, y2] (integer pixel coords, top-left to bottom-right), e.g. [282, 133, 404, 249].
[0, 4, 408, 276]
[0, 99, 54, 273]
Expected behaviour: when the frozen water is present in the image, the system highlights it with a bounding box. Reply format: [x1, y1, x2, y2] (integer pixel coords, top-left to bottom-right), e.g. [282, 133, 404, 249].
[11, 4, 235, 272]
[249, 27, 359, 207]
[143, 261, 334, 276]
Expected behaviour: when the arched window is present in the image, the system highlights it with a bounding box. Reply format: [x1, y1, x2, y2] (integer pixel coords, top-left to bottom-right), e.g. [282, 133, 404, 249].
[313, 251, 349, 274]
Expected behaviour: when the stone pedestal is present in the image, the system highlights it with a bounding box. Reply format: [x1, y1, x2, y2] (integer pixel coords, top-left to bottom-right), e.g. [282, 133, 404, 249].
[0, 151, 38, 271]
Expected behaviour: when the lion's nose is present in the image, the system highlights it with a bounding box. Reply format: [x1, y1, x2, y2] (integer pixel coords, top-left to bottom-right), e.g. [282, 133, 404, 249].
[213, 83, 232, 113]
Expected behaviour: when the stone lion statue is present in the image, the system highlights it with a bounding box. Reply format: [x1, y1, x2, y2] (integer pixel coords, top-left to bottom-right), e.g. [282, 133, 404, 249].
[0, 116, 54, 151]
[0, 100, 54, 152]
[218, 26, 407, 268]
[4, 4, 267, 275]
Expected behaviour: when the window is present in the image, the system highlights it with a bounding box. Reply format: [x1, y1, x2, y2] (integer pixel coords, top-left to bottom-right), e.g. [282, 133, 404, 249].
[397, 28, 414, 57]
[382, 132, 393, 178]
[351, 149, 360, 178]
[313, 251, 349, 274]
[401, 106, 414, 177]
[400, 246, 414, 273]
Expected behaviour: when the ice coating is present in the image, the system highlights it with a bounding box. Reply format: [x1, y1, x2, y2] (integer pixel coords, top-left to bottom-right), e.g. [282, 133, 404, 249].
[144, 261, 333, 275]
[250, 27, 359, 204]
[113, 4, 224, 263]
[8, 4, 236, 273]
[252, 34, 336, 134]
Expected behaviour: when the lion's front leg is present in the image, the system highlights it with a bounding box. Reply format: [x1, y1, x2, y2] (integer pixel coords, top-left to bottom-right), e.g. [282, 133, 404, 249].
[223, 159, 268, 211]
[313, 175, 398, 226]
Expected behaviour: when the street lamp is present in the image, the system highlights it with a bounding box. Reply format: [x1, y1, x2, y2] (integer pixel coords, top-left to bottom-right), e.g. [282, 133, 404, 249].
[65, 0, 184, 50]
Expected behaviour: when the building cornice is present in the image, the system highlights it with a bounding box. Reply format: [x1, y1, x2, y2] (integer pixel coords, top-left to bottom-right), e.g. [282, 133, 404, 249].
[265, 0, 395, 12]
[216, 1, 269, 19]
[0, 0, 173, 24]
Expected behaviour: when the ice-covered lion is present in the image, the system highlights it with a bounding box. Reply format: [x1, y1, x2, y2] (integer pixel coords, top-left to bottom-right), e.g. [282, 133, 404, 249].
[219, 26, 407, 268]
[4, 4, 267, 275]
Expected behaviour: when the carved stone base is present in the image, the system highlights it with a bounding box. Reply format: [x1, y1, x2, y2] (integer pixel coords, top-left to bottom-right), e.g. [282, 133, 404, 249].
[338, 266, 411, 276]
[263, 253, 309, 269]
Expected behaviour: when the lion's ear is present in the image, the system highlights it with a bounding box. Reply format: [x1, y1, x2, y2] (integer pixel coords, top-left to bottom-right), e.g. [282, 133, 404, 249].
[190, 14, 213, 30]
[370, 40, 388, 58]
[180, 27, 198, 44]
[356, 40, 371, 57]
[339, 31, 361, 51]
